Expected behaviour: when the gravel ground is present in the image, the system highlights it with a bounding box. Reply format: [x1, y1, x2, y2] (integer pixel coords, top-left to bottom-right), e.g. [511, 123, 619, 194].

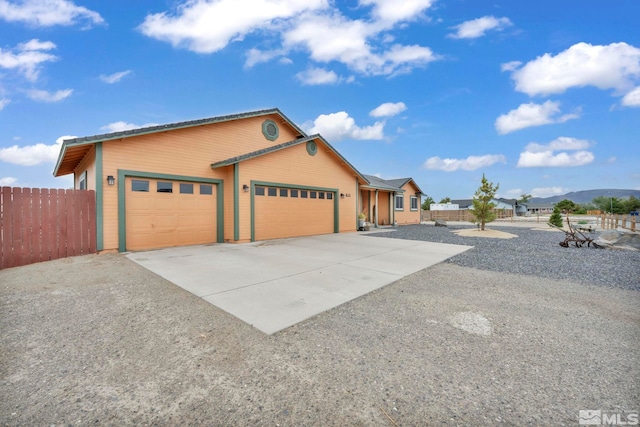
[1, 227, 639, 426]
[368, 224, 640, 291]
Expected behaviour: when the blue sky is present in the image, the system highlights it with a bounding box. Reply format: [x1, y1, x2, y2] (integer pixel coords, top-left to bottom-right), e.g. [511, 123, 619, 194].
[1, 0, 639, 201]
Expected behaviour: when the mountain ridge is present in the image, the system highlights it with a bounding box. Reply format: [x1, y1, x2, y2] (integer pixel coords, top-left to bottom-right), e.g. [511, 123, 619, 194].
[527, 189, 640, 204]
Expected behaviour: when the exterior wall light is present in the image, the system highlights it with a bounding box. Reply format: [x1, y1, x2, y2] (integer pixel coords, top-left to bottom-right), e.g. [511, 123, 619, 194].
[107, 175, 115, 186]
[243, 184, 249, 192]
[340, 193, 345, 198]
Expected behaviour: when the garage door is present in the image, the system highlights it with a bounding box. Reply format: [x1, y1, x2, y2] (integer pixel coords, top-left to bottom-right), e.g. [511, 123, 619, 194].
[254, 186, 334, 241]
[125, 177, 217, 251]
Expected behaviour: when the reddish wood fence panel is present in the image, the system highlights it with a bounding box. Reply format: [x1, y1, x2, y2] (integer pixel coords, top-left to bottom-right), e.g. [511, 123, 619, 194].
[0, 187, 96, 269]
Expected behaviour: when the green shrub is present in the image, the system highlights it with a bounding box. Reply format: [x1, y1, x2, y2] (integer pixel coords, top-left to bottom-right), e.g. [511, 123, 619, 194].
[549, 206, 564, 228]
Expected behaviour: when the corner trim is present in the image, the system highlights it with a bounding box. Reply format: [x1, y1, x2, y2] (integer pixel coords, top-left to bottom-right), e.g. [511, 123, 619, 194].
[233, 164, 239, 241]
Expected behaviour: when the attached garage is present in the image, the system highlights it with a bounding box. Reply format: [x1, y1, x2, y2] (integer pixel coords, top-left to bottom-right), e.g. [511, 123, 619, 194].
[123, 176, 219, 251]
[253, 184, 336, 241]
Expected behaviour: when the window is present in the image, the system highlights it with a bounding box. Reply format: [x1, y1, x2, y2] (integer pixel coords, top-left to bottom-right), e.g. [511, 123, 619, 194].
[132, 180, 149, 192]
[180, 183, 194, 194]
[291, 189, 299, 198]
[255, 187, 265, 196]
[326, 192, 333, 200]
[319, 192, 325, 199]
[310, 191, 317, 199]
[200, 184, 213, 195]
[395, 194, 404, 211]
[280, 188, 288, 197]
[267, 187, 277, 197]
[301, 190, 308, 198]
[78, 171, 87, 190]
[410, 196, 418, 211]
[157, 181, 173, 193]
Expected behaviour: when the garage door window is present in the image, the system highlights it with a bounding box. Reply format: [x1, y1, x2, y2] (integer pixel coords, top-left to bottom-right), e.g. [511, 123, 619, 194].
[280, 188, 288, 197]
[180, 183, 194, 194]
[310, 191, 317, 199]
[255, 186, 265, 196]
[301, 190, 308, 198]
[200, 184, 213, 195]
[319, 192, 325, 199]
[291, 189, 298, 198]
[268, 187, 277, 197]
[132, 180, 149, 192]
[157, 182, 173, 193]
[327, 192, 333, 200]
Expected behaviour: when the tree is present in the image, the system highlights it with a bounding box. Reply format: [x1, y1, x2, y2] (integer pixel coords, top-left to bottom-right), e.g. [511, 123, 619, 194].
[421, 195, 435, 210]
[623, 195, 640, 213]
[519, 194, 532, 203]
[439, 196, 451, 203]
[548, 206, 563, 227]
[555, 199, 578, 213]
[469, 173, 499, 231]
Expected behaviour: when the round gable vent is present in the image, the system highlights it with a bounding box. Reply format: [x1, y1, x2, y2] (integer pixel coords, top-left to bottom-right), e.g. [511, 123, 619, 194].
[262, 120, 279, 141]
[306, 141, 317, 156]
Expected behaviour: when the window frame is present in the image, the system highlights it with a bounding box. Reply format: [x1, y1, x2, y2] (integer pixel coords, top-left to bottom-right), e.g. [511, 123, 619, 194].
[395, 194, 404, 211]
[410, 195, 419, 211]
[131, 179, 150, 192]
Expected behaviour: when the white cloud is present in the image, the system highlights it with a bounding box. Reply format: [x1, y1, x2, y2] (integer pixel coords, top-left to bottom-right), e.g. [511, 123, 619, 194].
[498, 188, 524, 199]
[100, 121, 159, 133]
[0, 98, 10, 110]
[495, 100, 580, 134]
[140, 0, 440, 78]
[369, 102, 406, 117]
[517, 136, 594, 168]
[359, 0, 434, 24]
[0, 176, 18, 186]
[306, 111, 384, 141]
[0, 0, 103, 27]
[27, 88, 72, 102]
[509, 42, 640, 96]
[621, 86, 640, 107]
[0, 135, 72, 166]
[295, 67, 339, 85]
[423, 154, 506, 172]
[0, 38, 57, 81]
[448, 16, 512, 39]
[500, 61, 521, 72]
[530, 187, 568, 198]
[99, 70, 131, 84]
[138, 0, 327, 54]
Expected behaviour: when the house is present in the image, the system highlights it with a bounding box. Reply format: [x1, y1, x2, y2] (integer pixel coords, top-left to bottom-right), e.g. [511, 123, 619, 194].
[53, 108, 423, 252]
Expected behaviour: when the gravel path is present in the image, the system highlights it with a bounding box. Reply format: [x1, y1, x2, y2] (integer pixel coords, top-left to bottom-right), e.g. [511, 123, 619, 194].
[1, 229, 639, 426]
[368, 224, 640, 291]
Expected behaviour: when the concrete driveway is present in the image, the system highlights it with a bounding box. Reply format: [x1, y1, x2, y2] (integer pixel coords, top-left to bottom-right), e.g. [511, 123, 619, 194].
[127, 232, 471, 334]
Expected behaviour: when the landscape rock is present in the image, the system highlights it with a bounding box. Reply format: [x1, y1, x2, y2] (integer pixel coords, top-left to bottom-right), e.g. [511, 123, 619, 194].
[435, 219, 447, 227]
[594, 229, 640, 251]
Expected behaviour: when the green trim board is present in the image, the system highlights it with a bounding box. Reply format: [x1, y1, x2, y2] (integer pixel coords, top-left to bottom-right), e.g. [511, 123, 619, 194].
[95, 143, 104, 251]
[250, 180, 339, 242]
[117, 169, 224, 252]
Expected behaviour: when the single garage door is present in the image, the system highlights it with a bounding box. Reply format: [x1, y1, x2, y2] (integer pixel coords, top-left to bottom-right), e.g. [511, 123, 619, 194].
[125, 177, 217, 251]
[254, 186, 334, 241]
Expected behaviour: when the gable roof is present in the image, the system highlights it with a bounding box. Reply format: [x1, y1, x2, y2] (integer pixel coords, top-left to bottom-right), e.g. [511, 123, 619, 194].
[53, 108, 305, 177]
[211, 134, 368, 184]
[450, 199, 473, 207]
[362, 175, 424, 194]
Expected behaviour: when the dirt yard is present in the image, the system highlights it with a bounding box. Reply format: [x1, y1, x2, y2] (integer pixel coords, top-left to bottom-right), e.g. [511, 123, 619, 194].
[1, 242, 639, 425]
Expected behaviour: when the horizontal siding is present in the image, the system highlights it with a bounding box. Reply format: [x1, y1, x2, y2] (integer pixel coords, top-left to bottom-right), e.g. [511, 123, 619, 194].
[239, 142, 358, 240]
[100, 114, 300, 250]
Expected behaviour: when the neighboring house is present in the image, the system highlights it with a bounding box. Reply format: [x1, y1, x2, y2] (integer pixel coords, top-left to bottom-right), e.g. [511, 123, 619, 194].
[450, 199, 473, 210]
[450, 198, 527, 215]
[53, 108, 423, 252]
[430, 203, 459, 211]
[526, 202, 554, 214]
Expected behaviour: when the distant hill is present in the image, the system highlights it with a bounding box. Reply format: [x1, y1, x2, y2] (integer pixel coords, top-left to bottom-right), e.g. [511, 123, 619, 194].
[529, 189, 640, 205]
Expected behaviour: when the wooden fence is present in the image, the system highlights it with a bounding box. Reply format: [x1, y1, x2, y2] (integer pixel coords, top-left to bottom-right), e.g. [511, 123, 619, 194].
[1, 187, 96, 269]
[421, 209, 513, 222]
[600, 213, 637, 232]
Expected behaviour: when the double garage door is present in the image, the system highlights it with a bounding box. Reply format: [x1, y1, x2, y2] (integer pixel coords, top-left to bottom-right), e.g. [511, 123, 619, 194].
[254, 186, 335, 241]
[125, 177, 217, 251]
